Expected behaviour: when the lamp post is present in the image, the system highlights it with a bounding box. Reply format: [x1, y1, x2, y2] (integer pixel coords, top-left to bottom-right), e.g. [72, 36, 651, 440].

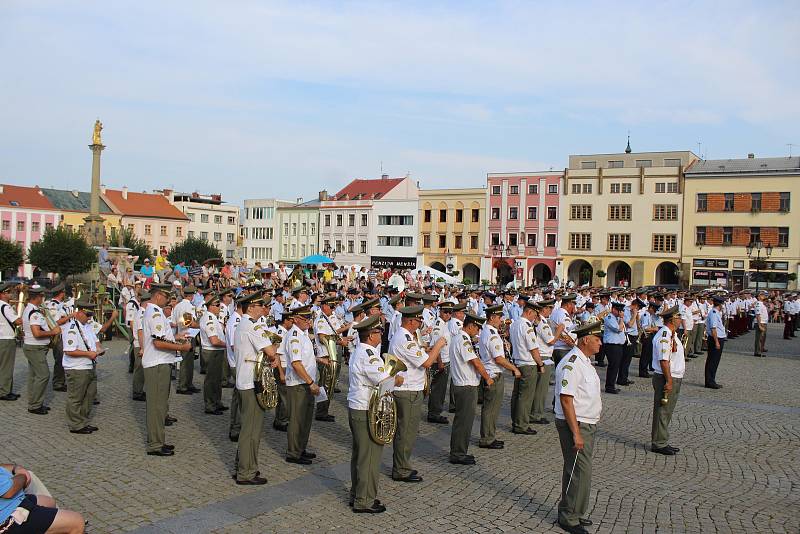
[491, 241, 513, 285]
[746, 239, 772, 292]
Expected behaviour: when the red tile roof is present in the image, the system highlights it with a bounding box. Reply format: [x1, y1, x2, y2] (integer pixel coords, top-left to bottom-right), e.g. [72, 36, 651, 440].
[332, 178, 403, 201]
[0, 184, 57, 210]
[103, 189, 189, 220]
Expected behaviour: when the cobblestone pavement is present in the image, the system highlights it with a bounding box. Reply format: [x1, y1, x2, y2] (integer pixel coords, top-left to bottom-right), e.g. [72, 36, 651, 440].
[1, 324, 798, 533]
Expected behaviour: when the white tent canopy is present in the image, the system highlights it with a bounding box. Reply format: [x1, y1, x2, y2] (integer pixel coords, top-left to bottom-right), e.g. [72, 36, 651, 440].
[413, 266, 460, 285]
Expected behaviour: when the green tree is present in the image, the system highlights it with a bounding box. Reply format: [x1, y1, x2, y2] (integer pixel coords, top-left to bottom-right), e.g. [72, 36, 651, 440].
[28, 227, 96, 279]
[114, 227, 150, 267]
[0, 237, 24, 277]
[167, 236, 221, 266]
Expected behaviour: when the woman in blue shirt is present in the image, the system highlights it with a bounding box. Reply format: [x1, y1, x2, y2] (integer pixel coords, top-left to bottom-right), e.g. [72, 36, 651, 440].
[1, 463, 85, 533]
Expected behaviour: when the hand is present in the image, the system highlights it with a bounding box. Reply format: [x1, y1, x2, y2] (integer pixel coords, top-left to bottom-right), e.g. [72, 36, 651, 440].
[318, 357, 331, 366]
[572, 432, 585, 451]
[437, 361, 444, 371]
[512, 368, 521, 379]
[309, 383, 321, 396]
[537, 365, 545, 374]
[485, 376, 495, 387]
[51, 326, 62, 336]
[664, 381, 673, 394]
[394, 375, 404, 387]
[137, 349, 143, 357]
[111, 309, 119, 319]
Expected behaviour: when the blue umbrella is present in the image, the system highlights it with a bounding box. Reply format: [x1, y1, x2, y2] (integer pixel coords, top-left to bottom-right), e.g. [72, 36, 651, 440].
[299, 254, 335, 265]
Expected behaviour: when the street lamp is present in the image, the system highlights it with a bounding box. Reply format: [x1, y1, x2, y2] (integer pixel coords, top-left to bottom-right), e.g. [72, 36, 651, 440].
[746, 239, 773, 292]
[491, 241, 513, 284]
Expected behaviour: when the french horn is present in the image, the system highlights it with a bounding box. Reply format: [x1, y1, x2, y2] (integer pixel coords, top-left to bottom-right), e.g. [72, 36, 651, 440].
[368, 353, 407, 445]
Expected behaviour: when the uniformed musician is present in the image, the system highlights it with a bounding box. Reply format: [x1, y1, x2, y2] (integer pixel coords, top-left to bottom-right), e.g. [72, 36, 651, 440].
[532, 298, 557, 424]
[62, 300, 105, 434]
[131, 291, 150, 402]
[650, 306, 684, 456]
[125, 283, 141, 374]
[449, 313, 493, 465]
[554, 321, 603, 534]
[314, 296, 350, 422]
[426, 301, 453, 424]
[22, 286, 61, 414]
[226, 297, 244, 442]
[0, 283, 22, 401]
[284, 305, 321, 465]
[271, 312, 294, 432]
[45, 284, 71, 392]
[200, 294, 228, 415]
[388, 306, 443, 482]
[509, 300, 544, 435]
[234, 292, 277, 485]
[347, 315, 404, 513]
[602, 302, 626, 394]
[142, 284, 191, 456]
[174, 286, 200, 395]
[705, 296, 727, 389]
[550, 294, 577, 365]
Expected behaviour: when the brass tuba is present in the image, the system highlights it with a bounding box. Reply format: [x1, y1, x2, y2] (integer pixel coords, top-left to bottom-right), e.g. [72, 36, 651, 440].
[319, 314, 342, 395]
[39, 302, 61, 350]
[368, 353, 407, 445]
[253, 331, 281, 409]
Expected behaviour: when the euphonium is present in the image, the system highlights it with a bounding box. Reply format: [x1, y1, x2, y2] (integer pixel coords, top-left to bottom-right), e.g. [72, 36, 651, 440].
[39, 303, 60, 350]
[319, 314, 342, 394]
[253, 332, 281, 410]
[368, 353, 407, 445]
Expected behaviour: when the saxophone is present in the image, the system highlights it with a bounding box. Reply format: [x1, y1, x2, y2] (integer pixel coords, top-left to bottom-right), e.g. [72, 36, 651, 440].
[368, 353, 407, 445]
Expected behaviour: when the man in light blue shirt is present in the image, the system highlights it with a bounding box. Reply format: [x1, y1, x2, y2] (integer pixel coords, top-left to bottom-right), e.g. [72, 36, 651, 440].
[602, 302, 627, 394]
[619, 299, 643, 387]
[704, 296, 727, 389]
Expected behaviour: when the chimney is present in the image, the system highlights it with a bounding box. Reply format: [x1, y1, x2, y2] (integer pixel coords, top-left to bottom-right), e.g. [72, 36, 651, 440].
[381, 174, 389, 180]
[122, 186, 128, 200]
[747, 153, 755, 159]
[296, 197, 303, 204]
[319, 190, 328, 201]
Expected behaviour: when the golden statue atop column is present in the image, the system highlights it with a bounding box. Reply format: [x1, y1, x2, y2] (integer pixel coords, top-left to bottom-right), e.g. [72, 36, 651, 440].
[85, 119, 107, 246]
[92, 120, 103, 146]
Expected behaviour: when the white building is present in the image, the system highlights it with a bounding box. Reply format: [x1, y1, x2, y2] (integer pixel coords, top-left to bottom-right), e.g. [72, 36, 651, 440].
[319, 175, 419, 269]
[242, 198, 293, 264]
[165, 191, 240, 260]
[277, 196, 321, 263]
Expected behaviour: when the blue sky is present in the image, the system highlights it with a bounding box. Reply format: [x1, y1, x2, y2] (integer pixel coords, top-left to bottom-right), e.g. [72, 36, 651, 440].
[1, 1, 798, 204]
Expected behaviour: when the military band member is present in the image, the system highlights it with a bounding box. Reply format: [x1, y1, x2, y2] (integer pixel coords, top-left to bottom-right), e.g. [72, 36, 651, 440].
[651, 306, 684, 456]
[753, 292, 768, 357]
[554, 321, 603, 534]
[532, 299, 557, 424]
[0, 283, 22, 401]
[284, 305, 321, 464]
[174, 286, 200, 395]
[447, 302, 467, 413]
[200, 295, 228, 415]
[427, 301, 453, 424]
[314, 296, 349, 422]
[638, 302, 659, 378]
[618, 299, 642, 385]
[22, 286, 61, 414]
[131, 292, 150, 401]
[509, 301, 544, 435]
[271, 312, 294, 432]
[219, 288, 236, 387]
[602, 302, 626, 394]
[142, 284, 191, 456]
[125, 285, 141, 374]
[389, 305, 443, 482]
[449, 313, 493, 465]
[44, 284, 71, 392]
[347, 316, 404, 513]
[234, 292, 278, 485]
[550, 294, 577, 365]
[705, 296, 727, 389]
[226, 297, 244, 442]
[62, 300, 105, 434]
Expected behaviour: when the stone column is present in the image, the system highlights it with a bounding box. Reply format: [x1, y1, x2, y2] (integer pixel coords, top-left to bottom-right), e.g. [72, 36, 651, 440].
[83, 143, 107, 246]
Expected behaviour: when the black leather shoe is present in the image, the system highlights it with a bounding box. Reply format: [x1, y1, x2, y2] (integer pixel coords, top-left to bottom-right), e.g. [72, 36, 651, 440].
[651, 446, 676, 455]
[315, 414, 335, 422]
[286, 456, 312, 465]
[558, 521, 589, 534]
[512, 428, 537, 435]
[217, 405, 229, 411]
[229, 434, 239, 442]
[85, 425, 98, 432]
[163, 444, 175, 450]
[392, 473, 423, 482]
[639, 372, 651, 378]
[301, 450, 316, 459]
[0, 394, 18, 401]
[479, 441, 504, 449]
[605, 388, 620, 394]
[166, 415, 177, 423]
[221, 382, 234, 388]
[667, 445, 680, 452]
[205, 409, 224, 415]
[236, 476, 267, 485]
[705, 383, 722, 389]
[53, 385, 67, 392]
[70, 427, 94, 434]
[147, 447, 175, 456]
[579, 518, 593, 526]
[92, 399, 100, 405]
[28, 407, 48, 415]
[132, 394, 146, 401]
[533, 418, 550, 424]
[273, 422, 288, 432]
[427, 415, 449, 424]
[353, 503, 386, 513]
[618, 380, 634, 385]
[189, 386, 201, 393]
[176, 389, 192, 395]
[449, 457, 476, 465]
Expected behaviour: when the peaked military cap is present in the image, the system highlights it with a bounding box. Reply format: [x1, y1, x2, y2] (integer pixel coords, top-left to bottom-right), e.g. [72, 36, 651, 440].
[354, 315, 382, 332]
[573, 320, 603, 339]
[398, 305, 424, 318]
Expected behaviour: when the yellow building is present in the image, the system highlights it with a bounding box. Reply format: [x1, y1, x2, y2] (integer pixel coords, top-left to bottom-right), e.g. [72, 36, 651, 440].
[418, 187, 486, 284]
[683, 156, 799, 291]
[40, 188, 122, 239]
[559, 147, 699, 287]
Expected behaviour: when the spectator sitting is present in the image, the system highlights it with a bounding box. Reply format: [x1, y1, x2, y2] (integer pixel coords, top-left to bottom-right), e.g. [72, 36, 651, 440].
[172, 260, 189, 284]
[189, 260, 204, 287]
[1, 463, 85, 533]
[139, 259, 155, 289]
[97, 244, 112, 275]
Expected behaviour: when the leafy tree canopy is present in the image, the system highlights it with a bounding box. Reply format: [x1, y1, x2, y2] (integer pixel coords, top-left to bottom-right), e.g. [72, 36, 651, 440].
[0, 237, 24, 276]
[167, 236, 221, 266]
[28, 227, 96, 279]
[113, 227, 150, 267]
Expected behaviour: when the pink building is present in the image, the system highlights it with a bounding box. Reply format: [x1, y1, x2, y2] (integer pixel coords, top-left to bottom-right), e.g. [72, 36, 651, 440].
[0, 184, 61, 277]
[485, 172, 563, 285]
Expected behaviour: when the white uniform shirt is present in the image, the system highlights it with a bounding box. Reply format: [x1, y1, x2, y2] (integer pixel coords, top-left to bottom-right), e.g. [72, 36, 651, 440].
[679, 304, 694, 330]
[651, 326, 685, 379]
[23, 303, 51, 346]
[550, 307, 574, 351]
[0, 300, 18, 340]
[132, 306, 145, 348]
[199, 311, 224, 350]
[62, 319, 96, 370]
[449, 330, 481, 387]
[755, 301, 769, 324]
[347, 343, 390, 410]
[272, 324, 290, 368]
[448, 317, 463, 339]
[125, 299, 140, 326]
[234, 314, 272, 391]
[173, 298, 195, 336]
[141, 303, 178, 368]
[388, 310, 402, 341]
[314, 313, 336, 358]
[478, 324, 504, 376]
[429, 317, 451, 364]
[284, 325, 317, 387]
[389, 327, 426, 392]
[225, 310, 241, 368]
[510, 317, 538, 366]
[554, 346, 602, 425]
[535, 318, 555, 360]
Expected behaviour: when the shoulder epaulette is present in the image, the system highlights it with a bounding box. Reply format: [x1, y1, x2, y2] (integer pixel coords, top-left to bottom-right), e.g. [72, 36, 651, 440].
[568, 354, 577, 363]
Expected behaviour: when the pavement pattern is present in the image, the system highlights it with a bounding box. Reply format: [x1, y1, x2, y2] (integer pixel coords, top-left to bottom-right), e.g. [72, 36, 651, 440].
[1, 323, 798, 533]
